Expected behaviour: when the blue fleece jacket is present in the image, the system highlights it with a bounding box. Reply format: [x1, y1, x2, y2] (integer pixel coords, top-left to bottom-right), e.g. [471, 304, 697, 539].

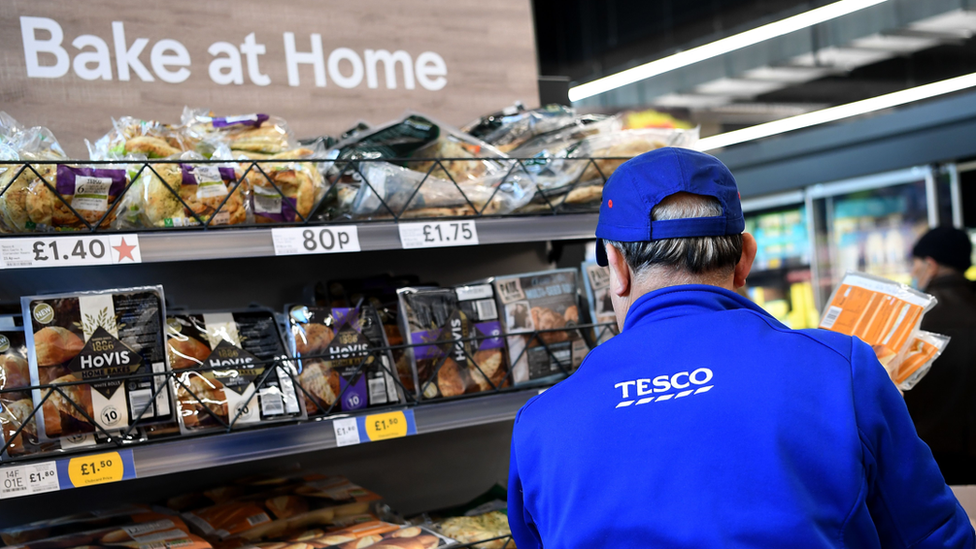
[508, 285, 974, 548]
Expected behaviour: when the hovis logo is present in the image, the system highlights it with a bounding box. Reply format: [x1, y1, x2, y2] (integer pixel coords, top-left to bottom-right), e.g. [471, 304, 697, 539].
[614, 368, 713, 408]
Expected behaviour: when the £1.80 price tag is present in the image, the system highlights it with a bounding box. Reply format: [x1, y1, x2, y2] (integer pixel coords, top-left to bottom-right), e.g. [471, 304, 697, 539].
[398, 221, 478, 249]
[271, 227, 361, 256]
[332, 417, 361, 448]
[0, 235, 141, 269]
[0, 462, 60, 499]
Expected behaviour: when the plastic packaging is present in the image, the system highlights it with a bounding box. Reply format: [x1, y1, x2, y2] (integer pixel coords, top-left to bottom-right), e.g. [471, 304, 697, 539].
[819, 272, 947, 390]
[0, 324, 60, 458]
[25, 165, 130, 231]
[350, 160, 535, 219]
[463, 103, 578, 153]
[0, 122, 72, 233]
[137, 152, 249, 228]
[165, 309, 305, 434]
[0, 504, 154, 546]
[235, 147, 325, 224]
[21, 286, 173, 443]
[491, 269, 587, 385]
[397, 284, 509, 400]
[87, 116, 190, 160]
[6, 513, 210, 549]
[581, 261, 618, 345]
[182, 108, 295, 155]
[286, 304, 401, 416]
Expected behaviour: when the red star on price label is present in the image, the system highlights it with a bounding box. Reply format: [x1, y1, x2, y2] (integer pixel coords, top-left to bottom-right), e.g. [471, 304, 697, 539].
[113, 238, 137, 262]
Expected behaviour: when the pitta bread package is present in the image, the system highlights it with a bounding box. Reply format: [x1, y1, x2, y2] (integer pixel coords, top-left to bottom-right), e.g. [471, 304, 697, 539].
[165, 310, 304, 434]
[286, 305, 402, 416]
[491, 269, 587, 385]
[580, 261, 618, 345]
[818, 272, 949, 390]
[21, 287, 173, 443]
[397, 283, 509, 400]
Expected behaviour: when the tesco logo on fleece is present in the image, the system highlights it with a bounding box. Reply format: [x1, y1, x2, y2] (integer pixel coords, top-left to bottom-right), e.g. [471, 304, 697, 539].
[614, 368, 714, 408]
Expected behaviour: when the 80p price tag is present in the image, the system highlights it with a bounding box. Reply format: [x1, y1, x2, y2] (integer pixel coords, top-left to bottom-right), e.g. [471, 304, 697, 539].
[398, 221, 478, 249]
[271, 227, 361, 256]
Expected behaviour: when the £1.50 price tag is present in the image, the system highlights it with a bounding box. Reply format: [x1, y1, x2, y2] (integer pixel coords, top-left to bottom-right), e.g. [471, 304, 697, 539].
[398, 221, 478, 249]
[0, 234, 141, 269]
[63, 449, 136, 489]
[271, 227, 361, 256]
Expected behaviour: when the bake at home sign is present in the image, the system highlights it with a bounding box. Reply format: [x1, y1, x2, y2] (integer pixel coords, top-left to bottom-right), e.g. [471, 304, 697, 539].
[20, 17, 448, 90]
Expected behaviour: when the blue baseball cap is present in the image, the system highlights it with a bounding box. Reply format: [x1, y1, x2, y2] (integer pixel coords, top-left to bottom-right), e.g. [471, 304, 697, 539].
[595, 147, 744, 267]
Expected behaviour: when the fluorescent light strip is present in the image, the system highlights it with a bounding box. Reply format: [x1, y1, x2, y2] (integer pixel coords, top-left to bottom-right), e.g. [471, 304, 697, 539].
[568, 0, 889, 102]
[697, 71, 976, 151]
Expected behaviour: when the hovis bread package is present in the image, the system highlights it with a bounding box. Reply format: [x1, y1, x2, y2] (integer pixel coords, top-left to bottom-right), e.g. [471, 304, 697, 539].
[286, 305, 401, 416]
[492, 269, 587, 384]
[21, 287, 172, 442]
[165, 310, 304, 433]
[1, 324, 59, 458]
[398, 284, 508, 400]
[581, 261, 618, 345]
[819, 272, 949, 390]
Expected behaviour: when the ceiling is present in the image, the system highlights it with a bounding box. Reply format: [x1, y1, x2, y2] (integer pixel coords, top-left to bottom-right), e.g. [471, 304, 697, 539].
[532, 0, 976, 136]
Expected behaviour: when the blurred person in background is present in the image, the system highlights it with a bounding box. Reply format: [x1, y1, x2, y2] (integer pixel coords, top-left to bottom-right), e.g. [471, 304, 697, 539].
[905, 226, 976, 484]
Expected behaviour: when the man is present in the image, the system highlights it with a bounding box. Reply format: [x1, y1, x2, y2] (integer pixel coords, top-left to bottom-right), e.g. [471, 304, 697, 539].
[904, 226, 976, 485]
[507, 148, 973, 548]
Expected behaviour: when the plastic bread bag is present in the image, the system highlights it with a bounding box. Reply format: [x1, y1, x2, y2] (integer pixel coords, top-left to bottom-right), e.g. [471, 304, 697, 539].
[462, 103, 578, 153]
[87, 116, 190, 160]
[137, 151, 249, 228]
[491, 269, 587, 385]
[0, 324, 61, 458]
[182, 107, 295, 155]
[21, 286, 174, 443]
[182, 477, 381, 541]
[397, 284, 509, 400]
[349, 160, 535, 219]
[6, 514, 210, 549]
[0, 504, 155, 546]
[165, 309, 305, 434]
[234, 146, 325, 224]
[24, 164, 132, 232]
[0, 125, 70, 233]
[510, 113, 622, 158]
[891, 330, 950, 391]
[285, 304, 402, 416]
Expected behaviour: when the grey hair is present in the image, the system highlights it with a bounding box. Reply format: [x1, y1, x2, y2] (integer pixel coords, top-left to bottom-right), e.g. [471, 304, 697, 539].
[605, 192, 743, 280]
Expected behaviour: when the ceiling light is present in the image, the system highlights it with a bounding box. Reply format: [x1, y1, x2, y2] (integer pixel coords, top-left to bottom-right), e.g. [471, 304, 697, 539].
[697, 71, 976, 151]
[568, 0, 890, 102]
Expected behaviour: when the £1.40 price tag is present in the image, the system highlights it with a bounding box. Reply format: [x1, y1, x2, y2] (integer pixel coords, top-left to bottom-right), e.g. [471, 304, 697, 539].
[271, 227, 361, 256]
[64, 450, 135, 488]
[398, 221, 478, 249]
[0, 235, 141, 269]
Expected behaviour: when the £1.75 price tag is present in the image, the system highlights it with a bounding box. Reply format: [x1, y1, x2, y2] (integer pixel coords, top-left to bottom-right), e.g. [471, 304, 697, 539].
[398, 221, 478, 249]
[0, 234, 141, 269]
[271, 227, 361, 256]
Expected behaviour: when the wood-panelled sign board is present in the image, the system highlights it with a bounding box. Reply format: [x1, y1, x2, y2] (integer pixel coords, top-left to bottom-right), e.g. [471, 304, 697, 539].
[0, 0, 540, 157]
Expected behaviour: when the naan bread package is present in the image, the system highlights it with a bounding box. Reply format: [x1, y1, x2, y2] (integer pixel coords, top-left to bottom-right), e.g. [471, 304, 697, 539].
[165, 309, 304, 434]
[819, 272, 949, 390]
[286, 305, 401, 416]
[21, 287, 173, 443]
[491, 269, 587, 385]
[397, 284, 508, 400]
[134, 154, 249, 228]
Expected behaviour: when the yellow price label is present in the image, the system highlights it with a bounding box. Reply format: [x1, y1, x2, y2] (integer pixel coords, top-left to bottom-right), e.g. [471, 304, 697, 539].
[67, 451, 125, 487]
[364, 411, 409, 441]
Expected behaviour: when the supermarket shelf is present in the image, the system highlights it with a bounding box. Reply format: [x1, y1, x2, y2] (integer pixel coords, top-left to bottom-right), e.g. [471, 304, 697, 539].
[139, 214, 599, 262]
[131, 389, 537, 480]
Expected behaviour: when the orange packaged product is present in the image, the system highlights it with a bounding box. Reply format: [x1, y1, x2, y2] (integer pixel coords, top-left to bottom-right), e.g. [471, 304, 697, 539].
[8, 514, 208, 549]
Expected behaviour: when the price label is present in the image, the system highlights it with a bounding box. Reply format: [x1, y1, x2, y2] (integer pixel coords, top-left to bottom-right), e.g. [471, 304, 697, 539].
[398, 221, 479, 249]
[67, 451, 127, 488]
[0, 235, 141, 269]
[333, 417, 361, 447]
[271, 227, 361, 256]
[0, 462, 59, 499]
[365, 411, 409, 441]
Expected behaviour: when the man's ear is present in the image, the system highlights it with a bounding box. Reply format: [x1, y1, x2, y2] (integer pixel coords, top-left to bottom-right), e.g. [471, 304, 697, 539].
[607, 243, 631, 297]
[734, 233, 758, 289]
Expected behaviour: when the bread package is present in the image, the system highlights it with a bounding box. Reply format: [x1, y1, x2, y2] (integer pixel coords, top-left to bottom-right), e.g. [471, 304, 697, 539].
[436, 511, 513, 549]
[87, 116, 191, 160]
[7, 513, 210, 549]
[492, 269, 587, 384]
[0, 324, 59, 458]
[24, 165, 129, 231]
[398, 284, 509, 400]
[287, 305, 401, 416]
[166, 310, 304, 433]
[21, 287, 173, 442]
[0, 504, 153, 546]
[581, 261, 618, 345]
[237, 150, 324, 224]
[462, 103, 577, 153]
[139, 159, 248, 228]
[182, 109, 295, 155]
